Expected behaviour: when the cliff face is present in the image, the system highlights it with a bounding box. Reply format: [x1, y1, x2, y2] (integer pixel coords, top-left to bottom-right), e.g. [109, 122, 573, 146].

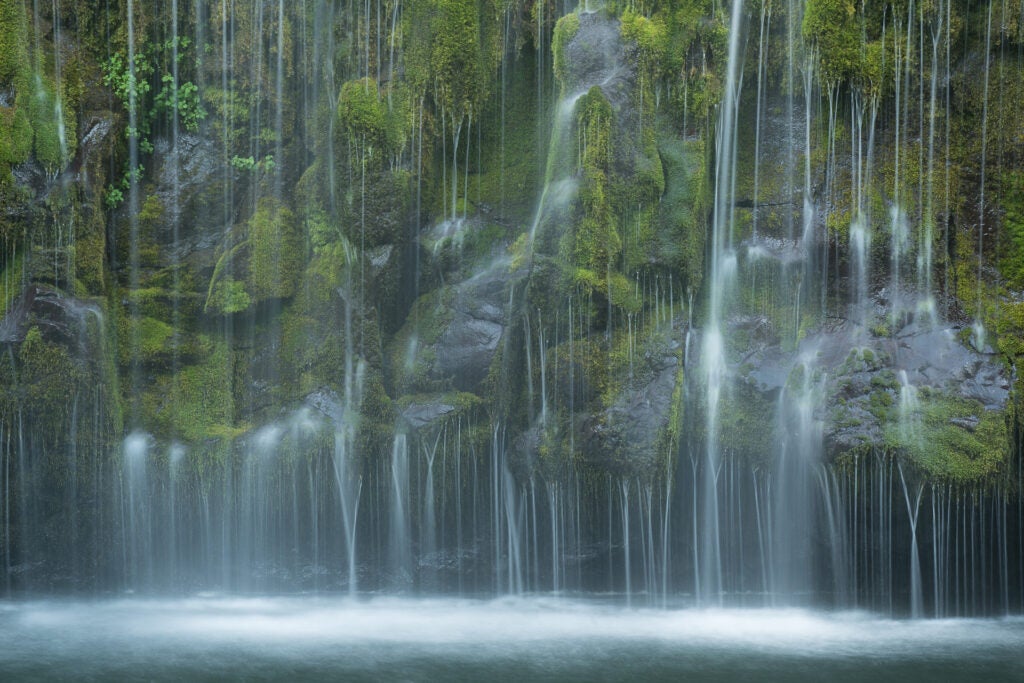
[0, 0, 1021, 604]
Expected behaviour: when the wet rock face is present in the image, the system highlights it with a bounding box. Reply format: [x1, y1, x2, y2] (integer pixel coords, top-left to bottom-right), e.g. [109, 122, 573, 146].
[73, 115, 115, 190]
[401, 400, 456, 431]
[431, 265, 508, 393]
[583, 338, 682, 478]
[8, 158, 50, 206]
[0, 286, 99, 347]
[305, 389, 344, 423]
[560, 14, 626, 96]
[732, 314, 1011, 461]
[891, 322, 1009, 409]
[150, 133, 232, 248]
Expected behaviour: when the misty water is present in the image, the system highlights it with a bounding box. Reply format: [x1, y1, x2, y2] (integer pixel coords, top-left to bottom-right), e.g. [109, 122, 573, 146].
[1, 597, 1021, 681]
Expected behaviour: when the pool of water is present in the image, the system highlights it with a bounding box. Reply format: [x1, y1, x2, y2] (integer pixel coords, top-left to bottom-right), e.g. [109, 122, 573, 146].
[0, 596, 1021, 681]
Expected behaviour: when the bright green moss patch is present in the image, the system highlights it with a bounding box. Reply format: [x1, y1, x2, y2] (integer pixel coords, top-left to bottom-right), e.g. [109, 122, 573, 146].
[248, 198, 303, 302]
[995, 301, 1024, 358]
[802, 0, 858, 85]
[552, 12, 579, 89]
[565, 87, 621, 286]
[885, 393, 1009, 484]
[207, 278, 251, 315]
[203, 198, 305, 312]
[0, 0, 34, 179]
[388, 286, 456, 394]
[27, 76, 73, 171]
[337, 78, 404, 153]
[0, 0, 30, 87]
[117, 315, 175, 365]
[143, 337, 241, 443]
[620, 9, 668, 87]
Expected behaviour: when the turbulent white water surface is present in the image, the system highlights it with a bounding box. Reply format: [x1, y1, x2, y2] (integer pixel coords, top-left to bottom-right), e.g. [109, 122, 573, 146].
[1, 596, 1021, 681]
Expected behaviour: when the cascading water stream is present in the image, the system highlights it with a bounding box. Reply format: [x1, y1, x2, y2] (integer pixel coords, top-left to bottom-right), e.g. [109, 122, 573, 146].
[771, 359, 825, 603]
[699, 0, 747, 604]
[389, 433, 411, 585]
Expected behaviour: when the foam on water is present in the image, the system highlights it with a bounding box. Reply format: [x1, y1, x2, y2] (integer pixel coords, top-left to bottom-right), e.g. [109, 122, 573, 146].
[1, 597, 1021, 680]
[6, 596, 1022, 649]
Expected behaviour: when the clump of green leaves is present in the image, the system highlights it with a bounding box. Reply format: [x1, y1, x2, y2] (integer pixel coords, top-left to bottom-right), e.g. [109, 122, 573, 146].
[102, 36, 207, 206]
[230, 154, 275, 173]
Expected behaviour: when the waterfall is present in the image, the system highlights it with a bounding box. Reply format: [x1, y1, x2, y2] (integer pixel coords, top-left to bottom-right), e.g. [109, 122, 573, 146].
[771, 361, 824, 602]
[389, 433, 411, 586]
[0, 0, 1019, 620]
[122, 432, 151, 589]
[699, 0, 746, 605]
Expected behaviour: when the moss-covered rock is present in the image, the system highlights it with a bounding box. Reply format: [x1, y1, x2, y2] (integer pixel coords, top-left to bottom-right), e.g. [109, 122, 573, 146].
[247, 198, 303, 302]
[656, 133, 706, 291]
[0, 0, 35, 182]
[142, 336, 241, 443]
[337, 78, 404, 154]
[581, 335, 683, 479]
[884, 392, 1009, 484]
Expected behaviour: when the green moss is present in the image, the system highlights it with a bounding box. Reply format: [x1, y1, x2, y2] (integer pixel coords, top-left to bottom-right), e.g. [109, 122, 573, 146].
[870, 369, 899, 391]
[552, 12, 579, 90]
[661, 359, 687, 460]
[0, 0, 30, 87]
[275, 246, 373, 399]
[802, 0, 858, 84]
[75, 216, 107, 294]
[572, 268, 641, 313]
[620, 9, 669, 91]
[117, 315, 175, 366]
[337, 78, 403, 153]
[204, 240, 249, 314]
[247, 198, 303, 302]
[0, 248, 23, 316]
[0, 0, 33, 179]
[357, 368, 397, 454]
[12, 326, 83, 416]
[421, 0, 496, 115]
[143, 336, 241, 443]
[207, 278, 251, 314]
[125, 276, 198, 321]
[395, 390, 482, 414]
[995, 301, 1024, 358]
[885, 395, 1009, 484]
[26, 75, 71, 171]
[138, 193, 164, 228]
[868, 389, 894, 421]
[870, 321, 891, 338]
[565, 87, 621, 282]
[714, 381, 776, 462]
[999, 171, 1024, 290]
[656, 134, 706, 291]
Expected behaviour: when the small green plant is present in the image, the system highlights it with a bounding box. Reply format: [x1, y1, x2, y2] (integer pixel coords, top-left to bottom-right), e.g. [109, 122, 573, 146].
[104, 186, 124, 208]
[230, 155, 256, 171]
[230, 154, 275, 173]
[103, 36, 207, 153]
